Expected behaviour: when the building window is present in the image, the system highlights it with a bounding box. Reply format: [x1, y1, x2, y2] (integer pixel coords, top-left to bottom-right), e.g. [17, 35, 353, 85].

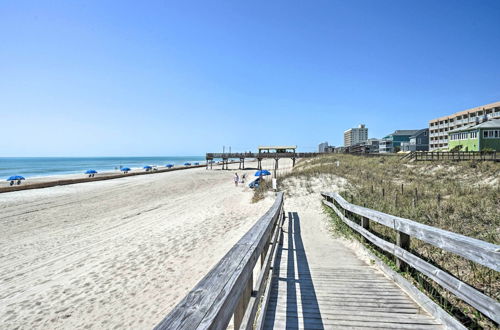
[482, 130, 499, 138]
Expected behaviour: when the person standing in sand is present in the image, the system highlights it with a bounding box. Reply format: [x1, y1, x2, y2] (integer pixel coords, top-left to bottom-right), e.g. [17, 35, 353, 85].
[234, 173, 239, 186]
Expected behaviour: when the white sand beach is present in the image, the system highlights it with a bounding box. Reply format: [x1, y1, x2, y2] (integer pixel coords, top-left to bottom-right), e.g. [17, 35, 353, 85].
[0, 159, 289, 329]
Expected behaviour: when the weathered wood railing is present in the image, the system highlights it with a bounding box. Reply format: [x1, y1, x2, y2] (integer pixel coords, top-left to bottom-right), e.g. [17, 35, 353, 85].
[321, 192, 500, 324]
[405, 151, 499, 162]
[155, 192, 285, 330]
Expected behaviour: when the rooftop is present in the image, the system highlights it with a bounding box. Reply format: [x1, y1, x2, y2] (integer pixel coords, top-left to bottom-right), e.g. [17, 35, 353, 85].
[449, 118, 500, 133]
[409, 128, 429, 138]
[388, 129, 421, 136]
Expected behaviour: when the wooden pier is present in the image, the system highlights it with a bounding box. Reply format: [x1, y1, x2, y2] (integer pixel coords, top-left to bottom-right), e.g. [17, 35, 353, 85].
[205, 152, 321, 171]
[155, 192, 499, 329]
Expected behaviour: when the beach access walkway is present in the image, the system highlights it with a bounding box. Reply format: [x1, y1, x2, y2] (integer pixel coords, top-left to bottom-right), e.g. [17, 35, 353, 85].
[263, 209, 442, 329]
[157, 191, 460, 329]
[157, 175, 499, 329]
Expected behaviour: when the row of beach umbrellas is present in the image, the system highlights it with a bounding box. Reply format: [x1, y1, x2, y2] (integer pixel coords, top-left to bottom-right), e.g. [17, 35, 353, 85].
[6, 163, 263, 186]
[5, 162, 203, 185]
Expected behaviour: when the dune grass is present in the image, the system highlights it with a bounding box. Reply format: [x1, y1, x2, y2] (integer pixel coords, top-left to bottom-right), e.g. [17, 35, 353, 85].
[280, 154, 499, 329]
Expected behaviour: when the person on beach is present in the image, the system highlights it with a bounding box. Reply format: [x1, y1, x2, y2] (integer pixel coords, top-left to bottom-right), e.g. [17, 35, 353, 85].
[234, 173, 239, 186]
[241, 173, 246, 184]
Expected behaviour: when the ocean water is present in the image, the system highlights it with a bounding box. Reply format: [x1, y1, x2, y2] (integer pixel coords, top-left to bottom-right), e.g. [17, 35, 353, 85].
[0, 157, 206, 179]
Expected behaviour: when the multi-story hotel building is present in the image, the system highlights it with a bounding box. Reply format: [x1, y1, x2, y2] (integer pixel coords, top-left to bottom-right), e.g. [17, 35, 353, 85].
[429, 101, 500, 151]
[344, 124, 368, 147]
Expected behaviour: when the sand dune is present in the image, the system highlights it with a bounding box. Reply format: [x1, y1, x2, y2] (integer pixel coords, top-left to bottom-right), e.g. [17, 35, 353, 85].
[0, 160, 287, 329]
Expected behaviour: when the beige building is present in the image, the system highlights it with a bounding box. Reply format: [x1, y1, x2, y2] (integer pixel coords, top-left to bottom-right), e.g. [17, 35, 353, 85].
[344, 124, 368, 147]
[429, 102, 500, 151]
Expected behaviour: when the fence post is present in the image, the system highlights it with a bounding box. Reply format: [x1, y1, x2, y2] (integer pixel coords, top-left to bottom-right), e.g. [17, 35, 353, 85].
[261, 240, 269, 267]
[396, 232, 410, 272]
[234, 274, 253, 329]
[361, 217, 370, 243]
[279, 210, 285, 246]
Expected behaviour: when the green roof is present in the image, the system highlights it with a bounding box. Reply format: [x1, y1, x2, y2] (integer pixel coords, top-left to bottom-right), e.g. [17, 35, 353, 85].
[449, 118, 500, 133]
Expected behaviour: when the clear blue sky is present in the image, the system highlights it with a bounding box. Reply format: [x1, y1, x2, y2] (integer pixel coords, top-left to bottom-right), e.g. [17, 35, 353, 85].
[1, 0, 499, 156]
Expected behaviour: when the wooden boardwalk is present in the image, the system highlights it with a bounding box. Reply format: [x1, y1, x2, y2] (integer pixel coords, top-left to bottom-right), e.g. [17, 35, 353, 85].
[156, 193, 498, 329]
[264, 212, 443, 329]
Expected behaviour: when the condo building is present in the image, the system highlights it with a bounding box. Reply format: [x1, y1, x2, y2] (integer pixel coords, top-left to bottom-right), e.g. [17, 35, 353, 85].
[318, 142, 329, 153]
[429, 101, 500, 151]
[344, 124, 368, 147]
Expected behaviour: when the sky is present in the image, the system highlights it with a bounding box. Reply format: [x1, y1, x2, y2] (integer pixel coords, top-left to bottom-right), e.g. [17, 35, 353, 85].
[1, 0, 499, 156]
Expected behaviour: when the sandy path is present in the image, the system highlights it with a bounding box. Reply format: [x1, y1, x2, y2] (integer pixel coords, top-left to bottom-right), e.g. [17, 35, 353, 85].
[0, 159, 288, 329]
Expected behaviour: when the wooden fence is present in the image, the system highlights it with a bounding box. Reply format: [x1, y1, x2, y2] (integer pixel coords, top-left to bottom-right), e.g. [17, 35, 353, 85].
[321, 192, 500, 324]
[402, 151, 500, 162]
[155, 192, 285, 330]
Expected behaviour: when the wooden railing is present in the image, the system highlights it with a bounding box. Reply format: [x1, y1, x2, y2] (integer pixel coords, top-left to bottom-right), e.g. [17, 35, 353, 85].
[155, 192, 285, 330]
[321, 192, 500, 324]
[404, 151, 499, 161]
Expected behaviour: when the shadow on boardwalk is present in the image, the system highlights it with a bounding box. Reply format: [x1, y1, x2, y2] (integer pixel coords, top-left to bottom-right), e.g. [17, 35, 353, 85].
[263, 210, 442, 329]
[265, 212, 324, 329]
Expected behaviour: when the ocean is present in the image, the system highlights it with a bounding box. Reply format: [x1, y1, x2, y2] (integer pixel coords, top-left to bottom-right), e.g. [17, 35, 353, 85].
[0, 157, 206, 179]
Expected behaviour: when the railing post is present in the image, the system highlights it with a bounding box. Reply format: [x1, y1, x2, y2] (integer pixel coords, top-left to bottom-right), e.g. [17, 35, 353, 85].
[279, 210, 285, 246]
[234, 274, 253, 329]
[396, 231, 410, 272]
[261, 238, 270, 267]
[361, 216, 369, 243]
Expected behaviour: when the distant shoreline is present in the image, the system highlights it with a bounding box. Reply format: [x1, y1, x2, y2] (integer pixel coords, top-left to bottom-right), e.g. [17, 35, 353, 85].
[0, 156, 207, 179]
[0, 162, 228, 194]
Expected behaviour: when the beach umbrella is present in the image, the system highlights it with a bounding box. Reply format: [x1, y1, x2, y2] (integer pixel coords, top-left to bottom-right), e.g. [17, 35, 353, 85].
[254, 170, 271, 177]
[184, 162, 191, 166]
[85, 169, 97, 174]
[121, 167, 131, 173]
[143, 165, 152, 171]
[7, 175, 25, 181]
[166, 164, 174, 168]
[194, 162, 200, 165]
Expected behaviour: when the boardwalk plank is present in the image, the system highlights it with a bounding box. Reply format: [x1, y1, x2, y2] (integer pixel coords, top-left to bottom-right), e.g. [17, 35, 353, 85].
[263, 211, 443, 329]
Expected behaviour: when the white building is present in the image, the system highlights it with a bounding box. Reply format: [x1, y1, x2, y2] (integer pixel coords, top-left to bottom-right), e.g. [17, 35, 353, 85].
[318, 142, 329, 153]
[344, 124, 368, 147]
[429, 101, 500, 151]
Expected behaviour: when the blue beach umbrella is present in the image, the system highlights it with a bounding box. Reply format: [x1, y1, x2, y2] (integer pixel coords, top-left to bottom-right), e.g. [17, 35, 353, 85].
[85, 169, 97, 174]
[194, 162, 200, 165]
[121, 167, 131, 173]
[143, 165, 152, 171]
[7, 175, 25, 186]
[254, 170, 271, 177]
[7, 175, 25, 181]
[184, 162, 191, 166]
[166, 164, 174, 168]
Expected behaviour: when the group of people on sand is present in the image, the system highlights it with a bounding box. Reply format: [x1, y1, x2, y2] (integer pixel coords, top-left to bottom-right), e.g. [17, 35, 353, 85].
[233, 173, 246, 186]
